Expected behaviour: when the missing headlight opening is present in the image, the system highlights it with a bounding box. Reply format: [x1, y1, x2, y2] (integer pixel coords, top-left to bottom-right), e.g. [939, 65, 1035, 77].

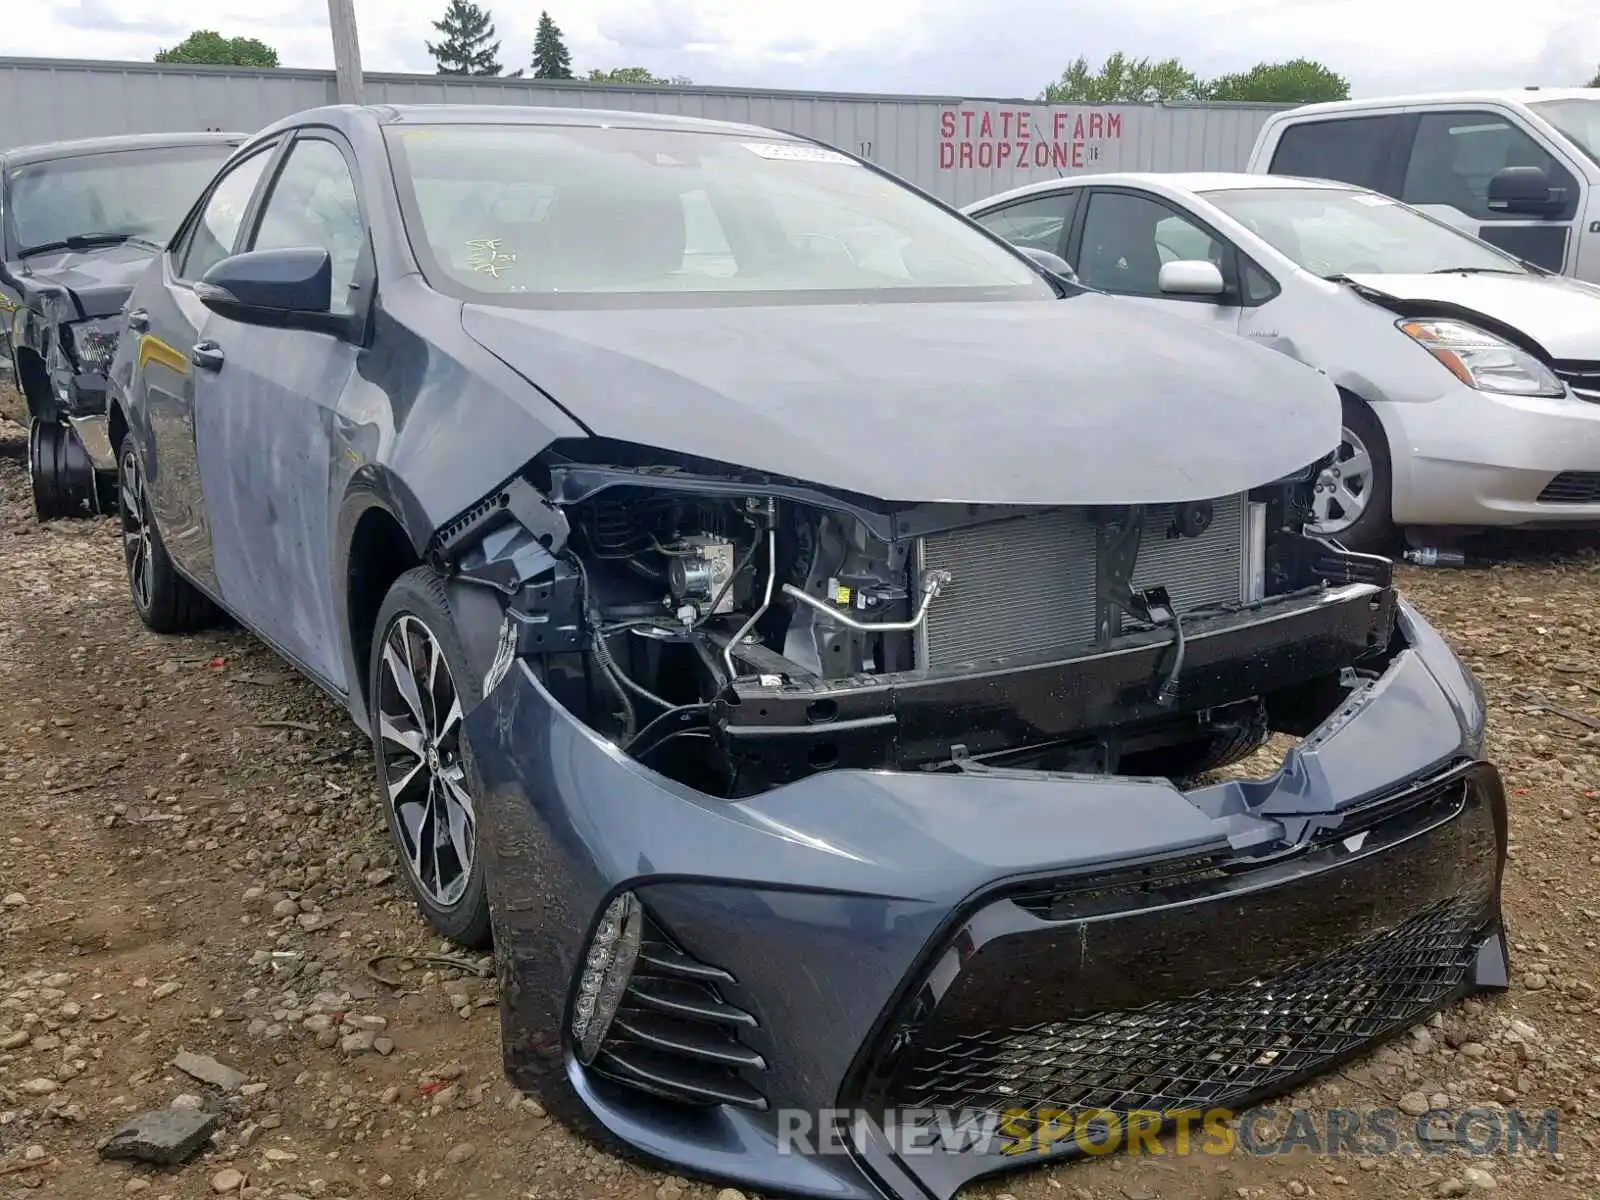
[442, 447, 1399, 800]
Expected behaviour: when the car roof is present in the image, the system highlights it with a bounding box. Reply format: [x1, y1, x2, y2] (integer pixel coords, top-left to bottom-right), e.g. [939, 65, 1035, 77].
[257, 102, 794, 143]
[1, 130, 246, 167]
[963, 171, 1357, 211]
[1266, 87, 1598, 121]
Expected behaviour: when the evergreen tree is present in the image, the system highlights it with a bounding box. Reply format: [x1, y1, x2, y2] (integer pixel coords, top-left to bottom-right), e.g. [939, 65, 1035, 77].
[531, 11, 573, 80]
[426, 0, 504, 76]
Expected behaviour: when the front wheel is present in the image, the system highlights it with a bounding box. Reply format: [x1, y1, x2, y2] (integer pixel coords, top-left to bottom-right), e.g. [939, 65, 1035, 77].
[369, 567, 491, 948]
[1303, 397, 1396, 555]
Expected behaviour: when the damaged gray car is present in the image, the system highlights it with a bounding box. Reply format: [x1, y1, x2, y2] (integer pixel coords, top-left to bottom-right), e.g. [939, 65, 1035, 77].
[1, 132, 242, 518]
[106, 104, 1508, 1199]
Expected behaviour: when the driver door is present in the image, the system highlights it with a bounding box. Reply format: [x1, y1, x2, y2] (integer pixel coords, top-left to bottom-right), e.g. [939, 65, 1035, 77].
[1398, 109, 1583, 274]
[191, 131, 370, 691]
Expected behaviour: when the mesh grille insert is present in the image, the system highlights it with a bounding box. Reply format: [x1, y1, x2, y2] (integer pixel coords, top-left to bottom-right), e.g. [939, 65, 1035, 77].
[885, 895, 1488, 1149]
[1537, 472, 1600, 505]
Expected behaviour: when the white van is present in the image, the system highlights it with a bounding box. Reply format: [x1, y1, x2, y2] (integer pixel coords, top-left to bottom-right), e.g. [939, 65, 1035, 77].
[1245, 89, 1600, 283]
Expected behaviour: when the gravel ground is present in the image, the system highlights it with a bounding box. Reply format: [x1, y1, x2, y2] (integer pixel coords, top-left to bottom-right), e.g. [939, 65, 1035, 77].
[2, 395, 1599, 1200]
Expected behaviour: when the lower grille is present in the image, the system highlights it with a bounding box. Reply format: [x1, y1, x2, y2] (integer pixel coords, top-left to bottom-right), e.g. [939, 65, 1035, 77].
[917, 495, 1246, 668]
[1553, 360, 1600, 400]
[590, 917, 768, 1111]
[1537, 471, 1600, 504]
[886, 896, 1488, 1149]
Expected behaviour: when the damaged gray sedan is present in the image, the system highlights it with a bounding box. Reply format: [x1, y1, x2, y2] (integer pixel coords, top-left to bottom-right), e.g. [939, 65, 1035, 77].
[106, 104, 1508, 1199]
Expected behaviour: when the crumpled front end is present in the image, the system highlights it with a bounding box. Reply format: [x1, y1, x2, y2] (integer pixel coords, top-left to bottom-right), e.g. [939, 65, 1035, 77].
[465, 594, 1506, 1200]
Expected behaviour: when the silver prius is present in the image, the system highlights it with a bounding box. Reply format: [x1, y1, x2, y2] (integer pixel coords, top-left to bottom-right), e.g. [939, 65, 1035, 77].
[965, 172, 1600, 552]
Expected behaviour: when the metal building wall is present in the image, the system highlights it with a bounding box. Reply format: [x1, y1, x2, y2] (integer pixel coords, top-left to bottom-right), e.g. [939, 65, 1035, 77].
[0, 57, 1284, 203]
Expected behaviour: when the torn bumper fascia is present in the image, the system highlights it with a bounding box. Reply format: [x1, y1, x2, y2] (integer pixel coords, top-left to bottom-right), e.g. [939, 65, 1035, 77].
[464, 595, 1503, 1200]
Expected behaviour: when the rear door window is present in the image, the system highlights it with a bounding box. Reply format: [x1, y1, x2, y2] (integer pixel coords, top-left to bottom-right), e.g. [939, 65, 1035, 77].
[1268, 115, 1411, 193]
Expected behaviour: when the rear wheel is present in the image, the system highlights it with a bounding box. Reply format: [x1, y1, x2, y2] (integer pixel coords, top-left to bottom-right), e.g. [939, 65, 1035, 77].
[370, 567, 491, 948]
[117, 432, 214, 634]
[1303, 397, 1396, 555]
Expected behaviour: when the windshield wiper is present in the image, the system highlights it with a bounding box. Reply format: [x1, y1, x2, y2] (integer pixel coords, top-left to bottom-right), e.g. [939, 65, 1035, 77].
[1427, 266, 1523, 275]
[17, 232, 139, 258]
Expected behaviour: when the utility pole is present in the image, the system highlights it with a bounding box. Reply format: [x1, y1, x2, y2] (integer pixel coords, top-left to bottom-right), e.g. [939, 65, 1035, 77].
[327, 0, 366, 105]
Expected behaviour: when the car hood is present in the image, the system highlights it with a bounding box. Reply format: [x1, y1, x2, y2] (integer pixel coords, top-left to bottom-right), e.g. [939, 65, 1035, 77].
[461, 293, 1340, 507]
[1344, 271, 1600, 360]
[5, 241, 157, 319]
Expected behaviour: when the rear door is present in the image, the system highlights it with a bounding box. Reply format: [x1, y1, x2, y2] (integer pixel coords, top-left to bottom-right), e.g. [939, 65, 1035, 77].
[1396, 107, 1584, 274]
[135, 140, 279, 590]
[190, 129, 371, 692]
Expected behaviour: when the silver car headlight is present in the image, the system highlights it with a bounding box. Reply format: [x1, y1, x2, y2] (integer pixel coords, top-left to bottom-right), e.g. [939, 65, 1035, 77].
[64, 315, 124, 376]
[1397, 318, 1564, 398]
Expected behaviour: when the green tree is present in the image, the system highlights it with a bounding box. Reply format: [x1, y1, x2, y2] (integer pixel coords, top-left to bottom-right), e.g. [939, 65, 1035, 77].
[531, 11, 573, 79]
[586, 66, 690, 85]
[426, 0, 504, 76]
[154, 30, 279, 68]
[1205, 58, 1350, 103]
[1587, 64, 1600, 87]
[1040, 52, 1204, 103]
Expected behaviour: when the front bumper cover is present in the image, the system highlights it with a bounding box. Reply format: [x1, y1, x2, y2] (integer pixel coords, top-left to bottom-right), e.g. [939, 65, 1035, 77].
[466, 596, 1505, 1200]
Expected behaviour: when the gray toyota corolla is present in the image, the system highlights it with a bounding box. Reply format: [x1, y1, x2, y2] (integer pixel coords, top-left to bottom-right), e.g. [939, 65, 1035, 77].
[107, 104, 1508, 1198]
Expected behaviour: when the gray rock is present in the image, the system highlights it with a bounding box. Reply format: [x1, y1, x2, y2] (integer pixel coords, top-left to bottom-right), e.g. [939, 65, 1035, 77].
[99, 1108, 223, 1165]
[445, 1142, 477, 1164]
[172, 1050, 248, 1093]
[1398, 1091, 1430, 1116]
[1463, 1167, 1497, 1191]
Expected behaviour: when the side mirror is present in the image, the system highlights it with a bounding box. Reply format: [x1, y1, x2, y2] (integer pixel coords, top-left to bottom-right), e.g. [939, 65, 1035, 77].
[1158, 259, 1226, 297]
[1487, 165, 1562, 216]
[196, 247, 334, 328]
[1017, 245, 1079, 284]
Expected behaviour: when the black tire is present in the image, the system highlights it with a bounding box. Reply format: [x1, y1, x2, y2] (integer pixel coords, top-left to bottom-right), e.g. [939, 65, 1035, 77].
[1312, 396, 1396, 556]
[29, 419, 95, 521]
[117, 432, 215, 634]
[369, 566, 491, 949]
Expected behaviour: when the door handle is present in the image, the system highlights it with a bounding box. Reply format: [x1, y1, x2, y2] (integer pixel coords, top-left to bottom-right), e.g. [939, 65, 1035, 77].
[125, 309, 149, 332]
[191, 340, 225, 371]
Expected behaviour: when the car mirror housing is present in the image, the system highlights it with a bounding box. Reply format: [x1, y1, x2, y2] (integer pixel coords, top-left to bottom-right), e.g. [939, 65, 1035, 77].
[1017, 245, 1079, 284]
[1487, 165, 1563, 217]
[1159, 259, 1226, 297]
[196, 247, 335, 329]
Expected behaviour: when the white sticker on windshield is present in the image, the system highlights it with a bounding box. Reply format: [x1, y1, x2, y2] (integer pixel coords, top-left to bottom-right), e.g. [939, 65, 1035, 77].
[1352, 194, 1393, 206]
[743, 142, 854, 164]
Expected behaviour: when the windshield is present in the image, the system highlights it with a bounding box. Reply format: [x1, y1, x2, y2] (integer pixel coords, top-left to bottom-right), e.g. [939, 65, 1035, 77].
[5, 143, 234, 257]
[1529, 98, 1600, 166]
[1200, 186, 1529, 277]
[384, 123, 1052, 306]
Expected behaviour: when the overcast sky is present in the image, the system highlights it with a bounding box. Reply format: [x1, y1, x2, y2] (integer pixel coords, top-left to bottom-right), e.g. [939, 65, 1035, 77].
[10, 0, 1599, 98]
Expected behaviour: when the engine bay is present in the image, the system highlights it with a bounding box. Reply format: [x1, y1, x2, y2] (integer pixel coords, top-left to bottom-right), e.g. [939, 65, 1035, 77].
[441, 452, 1399, 799]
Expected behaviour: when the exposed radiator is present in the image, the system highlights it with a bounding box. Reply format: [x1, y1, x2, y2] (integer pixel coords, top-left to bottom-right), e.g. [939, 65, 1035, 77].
[916, 496, 1247, 669]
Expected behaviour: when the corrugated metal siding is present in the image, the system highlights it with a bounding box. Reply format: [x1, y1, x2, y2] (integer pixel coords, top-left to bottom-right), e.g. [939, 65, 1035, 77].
[0, 57, 1283, 203]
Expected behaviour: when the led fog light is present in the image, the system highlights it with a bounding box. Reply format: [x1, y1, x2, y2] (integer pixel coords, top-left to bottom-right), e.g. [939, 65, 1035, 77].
[571, 891, 644, 1063]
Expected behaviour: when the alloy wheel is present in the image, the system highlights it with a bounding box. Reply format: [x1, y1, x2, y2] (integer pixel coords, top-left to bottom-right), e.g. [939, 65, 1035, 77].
[1304, 424, 1374, 537]
[376, 614, 475, 908]
[119, 447, 154, 612]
